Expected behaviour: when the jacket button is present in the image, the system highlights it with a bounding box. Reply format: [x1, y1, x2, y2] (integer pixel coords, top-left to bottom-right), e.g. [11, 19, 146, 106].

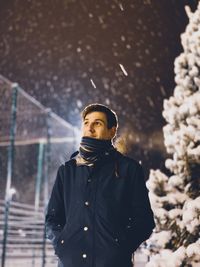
[85, 201, 89, 206]
[115, 238, 118, 242]
[87, 179, 91, 182]
[84, 226, 88, 231]
[82, 253, 87, 258]
[61, 240, 64, 244]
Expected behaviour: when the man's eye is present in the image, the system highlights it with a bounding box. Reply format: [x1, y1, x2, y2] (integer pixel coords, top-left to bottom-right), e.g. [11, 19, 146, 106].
[84, 121, 88, 125]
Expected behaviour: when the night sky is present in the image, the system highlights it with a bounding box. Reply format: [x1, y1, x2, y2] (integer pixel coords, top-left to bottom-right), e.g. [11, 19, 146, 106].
[0, 0, 199, 202]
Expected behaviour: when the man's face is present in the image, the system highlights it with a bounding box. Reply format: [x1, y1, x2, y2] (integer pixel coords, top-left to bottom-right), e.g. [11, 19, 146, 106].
[82, 111, 116, 140]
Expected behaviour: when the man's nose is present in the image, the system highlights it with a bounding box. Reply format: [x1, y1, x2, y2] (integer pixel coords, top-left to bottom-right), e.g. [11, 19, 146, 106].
[88, 123, 95, 132]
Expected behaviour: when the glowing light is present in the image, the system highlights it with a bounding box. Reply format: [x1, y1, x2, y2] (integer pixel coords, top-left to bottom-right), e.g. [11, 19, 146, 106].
[6, 187, 16, 201]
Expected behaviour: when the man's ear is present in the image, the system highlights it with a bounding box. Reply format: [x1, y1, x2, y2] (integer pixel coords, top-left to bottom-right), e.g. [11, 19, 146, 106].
[109, 126, 117, 139]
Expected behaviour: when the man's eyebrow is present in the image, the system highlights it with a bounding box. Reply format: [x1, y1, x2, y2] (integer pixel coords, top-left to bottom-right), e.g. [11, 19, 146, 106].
[95, 119, 105, 123]
[84, 118, 105, 124]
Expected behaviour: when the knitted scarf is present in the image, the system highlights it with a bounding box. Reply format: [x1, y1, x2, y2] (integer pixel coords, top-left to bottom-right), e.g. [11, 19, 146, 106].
[78, 136, 114, 165]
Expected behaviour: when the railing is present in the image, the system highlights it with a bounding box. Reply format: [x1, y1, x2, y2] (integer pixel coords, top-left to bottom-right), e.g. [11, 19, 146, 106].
[0, 199, 57, 267]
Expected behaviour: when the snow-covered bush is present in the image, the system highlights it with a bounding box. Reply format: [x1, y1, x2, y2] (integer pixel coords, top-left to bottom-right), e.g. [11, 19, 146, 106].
[145, 4, 200, 267]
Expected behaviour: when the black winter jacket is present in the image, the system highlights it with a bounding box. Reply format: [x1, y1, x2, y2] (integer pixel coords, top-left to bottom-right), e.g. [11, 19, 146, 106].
[45, 151, 155, 267]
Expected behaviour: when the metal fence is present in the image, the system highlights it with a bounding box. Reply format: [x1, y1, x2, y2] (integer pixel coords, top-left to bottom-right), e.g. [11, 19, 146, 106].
[0, 75, 79, 267]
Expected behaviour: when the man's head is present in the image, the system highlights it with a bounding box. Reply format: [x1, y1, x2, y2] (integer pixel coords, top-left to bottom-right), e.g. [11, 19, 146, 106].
[81, 103, 118, 140]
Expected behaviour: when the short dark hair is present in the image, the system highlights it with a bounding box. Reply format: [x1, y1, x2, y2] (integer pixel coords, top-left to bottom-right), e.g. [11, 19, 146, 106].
[82, 103, 118, 129]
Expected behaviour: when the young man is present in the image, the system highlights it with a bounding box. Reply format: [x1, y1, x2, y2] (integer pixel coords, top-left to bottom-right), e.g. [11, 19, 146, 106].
[45, 103, 155, 267]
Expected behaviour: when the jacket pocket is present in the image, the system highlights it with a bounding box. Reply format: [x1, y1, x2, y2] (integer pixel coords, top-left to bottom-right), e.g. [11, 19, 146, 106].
[54, 223, 69, 256]
[54, 201, 78, 255]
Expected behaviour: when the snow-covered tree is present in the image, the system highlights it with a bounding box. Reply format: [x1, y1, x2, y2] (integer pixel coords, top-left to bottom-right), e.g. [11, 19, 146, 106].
[145, 4, 200, 267]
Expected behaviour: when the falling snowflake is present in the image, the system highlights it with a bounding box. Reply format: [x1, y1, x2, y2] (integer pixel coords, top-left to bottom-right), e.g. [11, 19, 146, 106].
[119, 63, 128, 76]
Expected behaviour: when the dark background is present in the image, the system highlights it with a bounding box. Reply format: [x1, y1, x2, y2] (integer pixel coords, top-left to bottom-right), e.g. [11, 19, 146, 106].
[0, 0, 199, 180]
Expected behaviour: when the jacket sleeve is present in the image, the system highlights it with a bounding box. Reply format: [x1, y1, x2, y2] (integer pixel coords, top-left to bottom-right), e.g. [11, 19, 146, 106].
[127, 161, 155, 252]
[45, 165, 66, 250]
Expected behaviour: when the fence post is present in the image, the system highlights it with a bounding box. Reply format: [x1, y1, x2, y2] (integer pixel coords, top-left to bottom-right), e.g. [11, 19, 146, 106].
[31, 142, 45, 267]
[1, 83, 18, 267]
[41, 109, 52, 267]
